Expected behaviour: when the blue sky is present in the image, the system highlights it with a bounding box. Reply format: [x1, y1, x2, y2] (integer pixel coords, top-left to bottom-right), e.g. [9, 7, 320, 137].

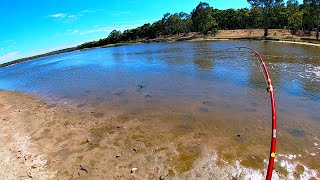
[0, 0, 303, 63]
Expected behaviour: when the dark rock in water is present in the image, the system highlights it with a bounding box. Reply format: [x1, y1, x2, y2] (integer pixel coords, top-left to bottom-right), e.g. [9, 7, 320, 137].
[250, 102, 258, 107]
[235, 134, 245, 142]
[92, 112, 104, 118]
[225, 104, 232, 108]
[114, 90, 125, 96]
[199, 107, 209, 112]
[202, 101, 213, 106]
[245, 108, 257, 112]
[47, 103, 57, 109]
[133, 148, 138, 152]
[289, 129, 306, 137]
[116, 155, 121, 158]
[137, 83, 146, 91]
[145, 94, 152, 98]
[77, 103, 86, 108]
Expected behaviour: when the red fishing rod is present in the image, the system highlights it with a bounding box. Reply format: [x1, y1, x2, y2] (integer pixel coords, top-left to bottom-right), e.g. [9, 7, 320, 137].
[214, 47, 277, 180]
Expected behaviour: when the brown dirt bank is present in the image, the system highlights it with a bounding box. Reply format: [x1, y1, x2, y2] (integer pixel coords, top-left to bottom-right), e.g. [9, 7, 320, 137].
[1, 90, 319, 179]
[136, 29, 320, 45]
[215, 29, 318, 40]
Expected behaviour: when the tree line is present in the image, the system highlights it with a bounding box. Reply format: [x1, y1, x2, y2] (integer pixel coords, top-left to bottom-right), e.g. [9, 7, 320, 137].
[78, 0, 320, 49]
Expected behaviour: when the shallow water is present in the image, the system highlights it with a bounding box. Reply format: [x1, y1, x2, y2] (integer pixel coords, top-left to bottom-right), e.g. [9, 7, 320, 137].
[0, 40, 319, 177]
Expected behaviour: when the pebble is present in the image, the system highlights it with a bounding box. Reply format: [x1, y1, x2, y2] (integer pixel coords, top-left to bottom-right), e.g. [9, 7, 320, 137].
[131, 167, 138, 173]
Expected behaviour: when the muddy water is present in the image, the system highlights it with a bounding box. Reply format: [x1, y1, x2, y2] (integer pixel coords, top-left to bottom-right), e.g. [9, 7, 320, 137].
[0, 40, 319, 178]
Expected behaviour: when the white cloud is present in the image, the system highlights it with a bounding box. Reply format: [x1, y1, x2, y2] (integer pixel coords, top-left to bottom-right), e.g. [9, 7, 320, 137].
[0, 51, 19, 64]
[48, 9, 95, 23]
[72, 30, 79, 34]
[67, 15, 77, 18]
[50, 13, 66, 18]
[68, 18, 158, 36]
[81, 9, 94, 13]
[73, 24, 141, 35]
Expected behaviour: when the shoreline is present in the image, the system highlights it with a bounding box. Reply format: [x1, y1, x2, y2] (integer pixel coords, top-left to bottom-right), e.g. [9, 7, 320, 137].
[1, 29, 319, 69]
[272, 40, 320, 47]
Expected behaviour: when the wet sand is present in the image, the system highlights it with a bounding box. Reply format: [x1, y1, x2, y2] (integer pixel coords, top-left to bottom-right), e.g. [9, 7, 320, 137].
[1, 90, 319, 179]
[0, 90, 210, 179]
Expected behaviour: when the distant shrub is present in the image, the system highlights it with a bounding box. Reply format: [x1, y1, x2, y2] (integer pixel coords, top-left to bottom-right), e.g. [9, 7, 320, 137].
[210, 28, 219, 36]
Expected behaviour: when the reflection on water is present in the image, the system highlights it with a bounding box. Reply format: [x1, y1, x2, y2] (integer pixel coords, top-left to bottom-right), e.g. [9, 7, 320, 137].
[0, 41, 319, 175]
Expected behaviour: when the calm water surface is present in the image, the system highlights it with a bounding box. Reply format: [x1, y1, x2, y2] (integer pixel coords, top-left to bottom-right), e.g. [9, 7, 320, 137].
[0, 41, 319, 176]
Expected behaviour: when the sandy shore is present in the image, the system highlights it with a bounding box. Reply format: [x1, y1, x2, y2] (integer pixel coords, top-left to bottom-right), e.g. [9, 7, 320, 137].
[0, 90, 215, 179]
[1, 90, 319, 179]
[0, 90, 266, 179]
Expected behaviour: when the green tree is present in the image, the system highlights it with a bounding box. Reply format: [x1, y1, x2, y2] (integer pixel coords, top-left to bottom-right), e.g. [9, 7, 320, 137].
[139, 23, 152, 38]
[150, 20, 165, 38]
[191, 2, 217, 35]
[303, 0, 320, 40]
[270, 3, 287, 29]
[212, 9, 225, 29]
[178, 12, 192, 35]
[247, 0, 284, 37]
[248, 6, 263, 28]
[162, 13, 172, 35]
[287, 0, 300, 13]
[288, 11, 304, 34]
[167, 13, 183, 35]
[237, 8, 250, 29]
[107, 30, 122, 43]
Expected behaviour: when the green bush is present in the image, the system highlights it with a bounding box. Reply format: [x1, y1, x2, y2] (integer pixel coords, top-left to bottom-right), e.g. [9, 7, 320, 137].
[210, 28, 219, 36]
